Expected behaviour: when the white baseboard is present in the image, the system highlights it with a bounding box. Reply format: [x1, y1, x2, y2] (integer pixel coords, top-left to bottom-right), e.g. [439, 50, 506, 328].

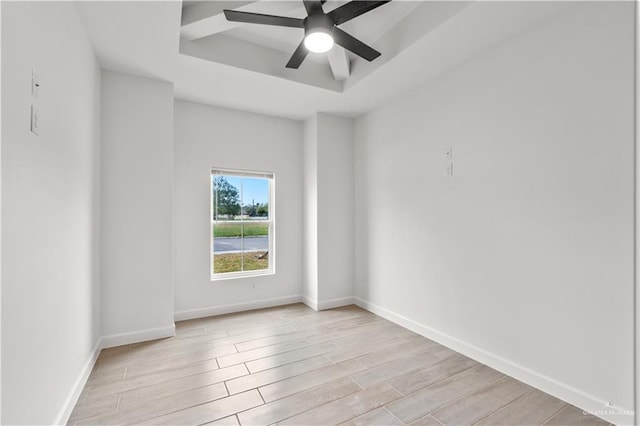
[174, 295, 303, 321]
[53, 338, 103, 425]
[302, 296, 355, 311]
[101, 324, 176, 349]
[317, 296, 355, 310]
[301, 296, 318, 311]
[353, 297, 634, 426]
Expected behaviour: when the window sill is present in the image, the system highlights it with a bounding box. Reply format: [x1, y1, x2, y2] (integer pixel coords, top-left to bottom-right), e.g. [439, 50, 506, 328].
[211, 269, 275, 282]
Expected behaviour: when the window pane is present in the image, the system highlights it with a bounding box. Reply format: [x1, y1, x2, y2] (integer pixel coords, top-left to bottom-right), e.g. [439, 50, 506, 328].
[213, 222, 242, 238]
[212, 223, 242, 274]
[243, 222, 268, 237]
[241, 177, 269, 220]
[243, 250, 268, 271]
[212, 253, 243, 274]
[211, 169, 273, 278]
[213, 175, 241, 220]
[212, 222, 269, 274]
[242, 224, 269, 271]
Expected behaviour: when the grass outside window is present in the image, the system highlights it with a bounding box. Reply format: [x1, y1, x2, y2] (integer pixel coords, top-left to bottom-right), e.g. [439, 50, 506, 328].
[213, 223, 268, 238]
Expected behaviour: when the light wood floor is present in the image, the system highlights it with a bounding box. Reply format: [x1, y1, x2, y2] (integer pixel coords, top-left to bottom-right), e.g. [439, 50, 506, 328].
[70, 304, 609, 425]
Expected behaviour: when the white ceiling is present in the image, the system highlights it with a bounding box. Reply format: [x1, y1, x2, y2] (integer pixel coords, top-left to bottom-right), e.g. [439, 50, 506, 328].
[179, 1, 467, 92]
[198, 1, 424, 63]
[76, 1, 575, 120]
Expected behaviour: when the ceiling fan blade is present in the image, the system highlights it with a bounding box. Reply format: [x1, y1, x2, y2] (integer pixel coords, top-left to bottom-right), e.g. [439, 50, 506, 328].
[328, 1, 391, 25]
[332, 27, 381, 61]
[286, 40, 309, 69]
[223, 10, 304, 28]
[303, 0, 324, 15]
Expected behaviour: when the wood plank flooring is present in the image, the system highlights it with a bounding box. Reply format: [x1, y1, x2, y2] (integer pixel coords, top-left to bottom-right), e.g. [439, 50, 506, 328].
[69, 304, 610, 425]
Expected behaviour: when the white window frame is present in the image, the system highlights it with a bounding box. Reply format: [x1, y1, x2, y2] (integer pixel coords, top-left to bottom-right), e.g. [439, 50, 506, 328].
[210, 167, 275, 281]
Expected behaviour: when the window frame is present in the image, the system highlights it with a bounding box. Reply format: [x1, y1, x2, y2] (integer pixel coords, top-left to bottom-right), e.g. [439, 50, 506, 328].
[210, 167, 275, 281]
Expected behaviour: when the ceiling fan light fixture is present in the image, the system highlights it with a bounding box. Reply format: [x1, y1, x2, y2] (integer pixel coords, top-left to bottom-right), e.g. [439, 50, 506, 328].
[223, 1, 390, 69]
[304, 29, 334, 53]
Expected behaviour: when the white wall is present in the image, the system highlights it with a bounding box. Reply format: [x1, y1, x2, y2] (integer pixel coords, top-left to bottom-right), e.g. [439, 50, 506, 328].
[101, 71, 175, 344]
[173, 100, 303, 318]
[303, 116, 318, 305]
[303, 114, 354, 309]
[1, 2, 101, 424]
[1, 2, 4, 421]
[316, 114, 354, 305]
[354, 2, 634, 423]
[636, 3, 640, 421]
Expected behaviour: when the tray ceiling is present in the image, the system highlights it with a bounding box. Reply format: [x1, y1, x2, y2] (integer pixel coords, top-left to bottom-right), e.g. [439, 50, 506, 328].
[75, 1, 575, 119]
[179, 1, 462, 91]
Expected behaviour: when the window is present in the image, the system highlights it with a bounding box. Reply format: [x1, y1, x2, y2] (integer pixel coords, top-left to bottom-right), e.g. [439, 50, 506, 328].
[211, 168, 274, 279]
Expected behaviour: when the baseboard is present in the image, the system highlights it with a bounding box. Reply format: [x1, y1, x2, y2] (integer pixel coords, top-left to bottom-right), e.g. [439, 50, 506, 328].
[101, 324, 176, 349]
[302, 296, 355, 311]
[174, 295, 303, 321]
[53, 338, 103, 425]
[317, 296, 355, 310]
[301, 296, 318, 311]
[353, 297, 634, 426]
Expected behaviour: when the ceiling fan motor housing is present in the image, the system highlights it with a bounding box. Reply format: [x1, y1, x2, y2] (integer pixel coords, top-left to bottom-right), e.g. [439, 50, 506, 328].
[304, 13, 334, 37]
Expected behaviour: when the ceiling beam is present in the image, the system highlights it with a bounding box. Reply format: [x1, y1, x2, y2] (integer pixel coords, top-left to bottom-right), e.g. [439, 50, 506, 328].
[181, 1, 254, 40]
[181, 2, 254, 26]
[181, 1, 304, 41]
[328, 45, 350, 80]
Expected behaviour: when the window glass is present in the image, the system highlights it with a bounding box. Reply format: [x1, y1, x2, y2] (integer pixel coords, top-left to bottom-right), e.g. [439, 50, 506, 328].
[211, 170, 273, 279]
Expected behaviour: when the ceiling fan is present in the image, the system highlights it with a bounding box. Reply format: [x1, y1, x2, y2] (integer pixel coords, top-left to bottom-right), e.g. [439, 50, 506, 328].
[223, 1, 391, 69]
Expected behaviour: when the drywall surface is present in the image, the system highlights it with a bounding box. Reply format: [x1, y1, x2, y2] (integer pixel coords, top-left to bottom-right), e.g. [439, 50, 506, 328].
[636, 2, 640, 422]
[303, 113, 355, 308]
[1, 2, 101, 423]
[303, 115, 319, 305]
[173, 100, 303, 316]
[354, 2, 634, 422]
[101, 71, 174, 339]
[316, 114, 354, 304]
[1, 3, 4, 422]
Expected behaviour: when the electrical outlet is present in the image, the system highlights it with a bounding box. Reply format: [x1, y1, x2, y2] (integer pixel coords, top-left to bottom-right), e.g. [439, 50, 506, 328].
[30, 105, 40, 135]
